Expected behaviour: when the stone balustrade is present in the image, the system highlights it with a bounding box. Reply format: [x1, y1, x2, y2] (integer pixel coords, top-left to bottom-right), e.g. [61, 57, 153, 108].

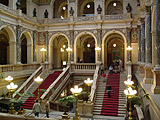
[41, 66, 70, 101]
[0, 64, 40, 72]
[90, 64, 100, 102]
[13, 65, 43, 99]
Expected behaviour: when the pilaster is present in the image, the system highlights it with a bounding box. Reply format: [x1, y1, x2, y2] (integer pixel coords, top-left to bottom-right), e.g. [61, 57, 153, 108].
[139, 63, 145, 78]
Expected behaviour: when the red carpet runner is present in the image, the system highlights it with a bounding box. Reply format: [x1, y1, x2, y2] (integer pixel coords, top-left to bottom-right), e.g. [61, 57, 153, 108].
[23, 71, 62, 109]
[100, 73, 120, 116]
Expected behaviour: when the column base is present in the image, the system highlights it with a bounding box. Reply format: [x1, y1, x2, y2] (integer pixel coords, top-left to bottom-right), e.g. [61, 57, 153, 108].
[136, 62, 141, 74]
[151, 66, 160, 94]
[139, 62, 145, 78]
[83, 102, 93, 117]
[143, 64, 153, 84]
[151, 84, 160, 94]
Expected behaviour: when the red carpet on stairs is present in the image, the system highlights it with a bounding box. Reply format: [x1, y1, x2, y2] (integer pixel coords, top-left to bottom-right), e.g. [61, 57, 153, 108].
[23, 71, 62, 109]
[100, 73, 120, 116]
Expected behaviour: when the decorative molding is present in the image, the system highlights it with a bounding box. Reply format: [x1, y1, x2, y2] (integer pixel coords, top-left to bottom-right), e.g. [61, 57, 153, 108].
[131, 28, 138, 43]
[102, 28, 127, 39]
[37, 32, 46, 45]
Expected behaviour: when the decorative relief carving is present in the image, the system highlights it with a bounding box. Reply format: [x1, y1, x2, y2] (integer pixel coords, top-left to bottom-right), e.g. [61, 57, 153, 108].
[48, 31, 70, 41]
[74, 30, 97, 39]
[102, 28, 127, 39]
[131, 28, 138, 43]
[37, 32, 46, 45]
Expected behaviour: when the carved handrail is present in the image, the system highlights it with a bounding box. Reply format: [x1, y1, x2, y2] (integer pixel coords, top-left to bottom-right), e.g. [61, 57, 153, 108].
[90, 63, 101, 102]
[13, 65, 43, 99]
[41, 66, 70, 100]
[0, 3, 17, 15]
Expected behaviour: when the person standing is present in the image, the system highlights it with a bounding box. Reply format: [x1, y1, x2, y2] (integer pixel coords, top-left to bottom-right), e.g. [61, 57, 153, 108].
[33, 99, 41, 117]
[119, 59, 122, 72]
[101, 63, 104, 75]
[106, 84, 112, 97]
[45, 98, 50, 118]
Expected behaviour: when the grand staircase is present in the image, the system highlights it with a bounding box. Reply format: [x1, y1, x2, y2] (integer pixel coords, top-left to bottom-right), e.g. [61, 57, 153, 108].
[22, 71, 62, 109]
[93, 72, 126, 118]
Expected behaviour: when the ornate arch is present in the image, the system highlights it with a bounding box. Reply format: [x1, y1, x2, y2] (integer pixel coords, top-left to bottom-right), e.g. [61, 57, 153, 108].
[20, 30, 33, 63]
[79, 0, 94, 16]
[49, 32, 70, 46]
[49, 32, 70, 69]
[0, 25, 16, 64]
[102, 30, 127, 69]
[74, 31, 98, 63]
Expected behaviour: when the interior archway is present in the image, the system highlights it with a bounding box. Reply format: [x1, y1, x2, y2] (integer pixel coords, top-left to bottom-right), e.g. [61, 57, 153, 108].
[76, 34, 95, 63]
[49, 35, 69, 69]
[54, 0, 68, 18]
[78, 0, 94, 16]
[104, 33, 124, 69]
[105, 0, 123, 15]
[0, 29, 9, 65]
[20, 32, 33, 64]
[21, 34, 27, 64]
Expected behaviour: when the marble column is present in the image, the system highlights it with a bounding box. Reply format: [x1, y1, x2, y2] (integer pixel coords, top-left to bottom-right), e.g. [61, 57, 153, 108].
[137, 25, 141, 62]
[140, 18, 145, 63]
[126, 27, 131, 62]
[70, 30, 74, 63]
[16, 25, 21, 64]
[33, 31, 37, 63]
[9, 0, 17, 10]
[45, 31, 49, 63]
[143, 6, 153, 84]
[139, 18, 145, 77]
[151, 0, 160, 94]
[137, 25, 141, 74]
[97, 29, 102, 63]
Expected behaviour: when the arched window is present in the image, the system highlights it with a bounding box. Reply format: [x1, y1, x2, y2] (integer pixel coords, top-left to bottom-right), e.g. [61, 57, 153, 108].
[105, 0, 123, 15]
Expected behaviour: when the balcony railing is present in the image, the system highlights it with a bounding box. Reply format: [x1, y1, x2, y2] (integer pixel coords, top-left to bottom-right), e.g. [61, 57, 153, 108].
[0, 3, 131, 24]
